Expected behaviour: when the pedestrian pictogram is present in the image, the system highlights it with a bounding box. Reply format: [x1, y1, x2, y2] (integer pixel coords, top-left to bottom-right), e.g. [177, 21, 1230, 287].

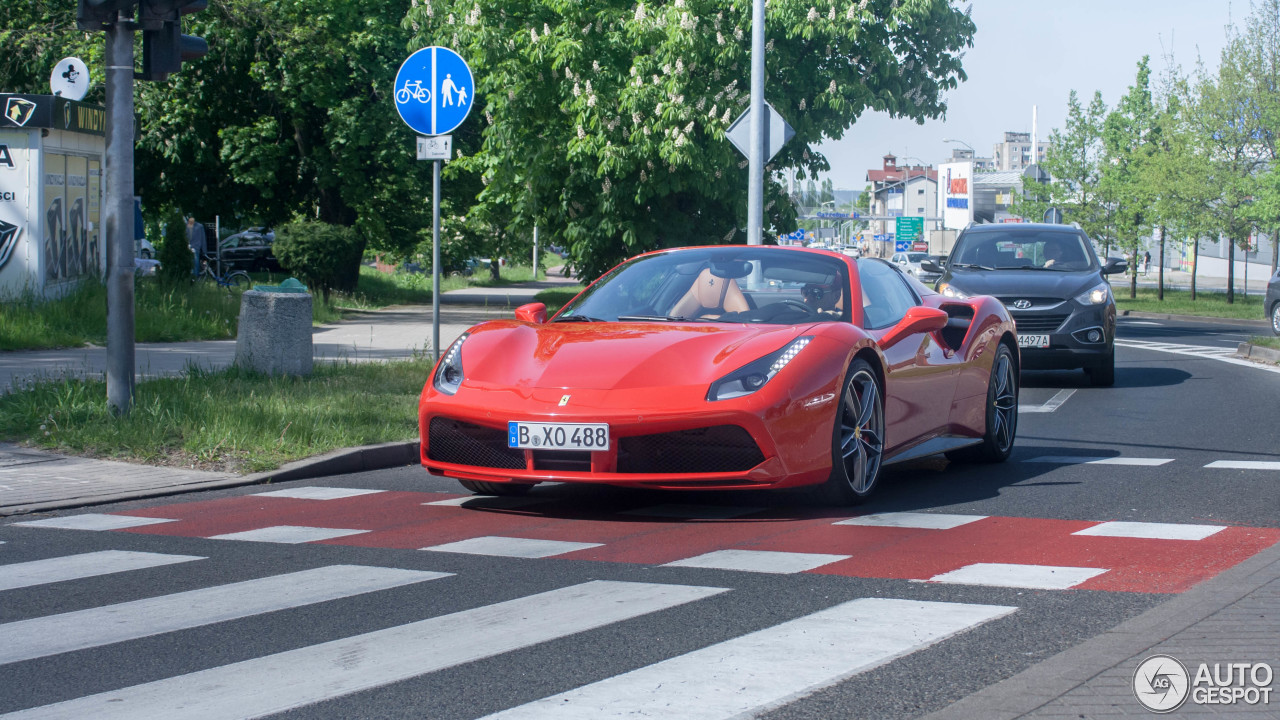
[393, 47, 474, 137]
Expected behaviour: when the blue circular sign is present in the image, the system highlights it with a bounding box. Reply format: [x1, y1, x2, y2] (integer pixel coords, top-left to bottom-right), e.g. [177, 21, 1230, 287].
[393, 46, 474, 137]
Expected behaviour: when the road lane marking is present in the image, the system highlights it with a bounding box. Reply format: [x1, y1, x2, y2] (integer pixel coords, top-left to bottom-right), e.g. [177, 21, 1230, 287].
[424, 495, 548, 508]
[0, 581, 727, 720]
[834, 512, 987, 530]
[620, 504, 763, 519]
[421, 536, 602, 558]
[207, 525, 368, 544]
[0, 551, 203, 592]
[480, 598, 1016, 720]
[1073, 521, 1226, 541]
[663, 549, 851, 574]
[1021, 456, 1174, 466]
[1117, 339, 1280, 374]
[928, 562, 1108, 589]
[1205, 460, 1280, 470]
[252, 487, 386, 500]
[0, 565, 450, 665]
[1018, 389, 1076, 414]
[11, 514, 177, 531]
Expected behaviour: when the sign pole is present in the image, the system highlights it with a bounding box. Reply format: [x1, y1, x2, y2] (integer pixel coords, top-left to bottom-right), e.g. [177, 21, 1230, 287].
[104, 18, 135, 416]
[432, 159, 441, 360]
[746, 0, 765, 245]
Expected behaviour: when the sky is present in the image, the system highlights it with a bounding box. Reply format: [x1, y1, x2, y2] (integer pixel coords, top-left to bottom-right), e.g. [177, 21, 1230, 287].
[814, 0, 1242, 190]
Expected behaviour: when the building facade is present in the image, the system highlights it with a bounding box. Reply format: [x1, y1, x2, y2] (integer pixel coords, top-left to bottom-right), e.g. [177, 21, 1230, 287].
[992, 131, 1051, 172]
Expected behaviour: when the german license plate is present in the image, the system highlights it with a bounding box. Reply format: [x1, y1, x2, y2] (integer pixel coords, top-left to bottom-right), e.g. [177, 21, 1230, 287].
[508, 422, 610, 450]
[1018, 334, 1050, 348]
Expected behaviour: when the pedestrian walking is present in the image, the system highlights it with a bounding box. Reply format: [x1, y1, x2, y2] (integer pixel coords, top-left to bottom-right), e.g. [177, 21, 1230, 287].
[186, 216, 206, 277]
[1143, 250, 1151, 275]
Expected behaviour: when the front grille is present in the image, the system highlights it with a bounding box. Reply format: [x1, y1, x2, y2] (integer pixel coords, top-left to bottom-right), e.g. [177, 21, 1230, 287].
[427, 418, 525, 469]
[1014, 314, 1069, 333]
[532, 450, 591, 472]
[617, 425, 765, 474]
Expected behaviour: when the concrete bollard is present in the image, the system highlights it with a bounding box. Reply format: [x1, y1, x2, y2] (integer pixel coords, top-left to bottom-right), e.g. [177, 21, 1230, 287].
[235, 285, 313, 376]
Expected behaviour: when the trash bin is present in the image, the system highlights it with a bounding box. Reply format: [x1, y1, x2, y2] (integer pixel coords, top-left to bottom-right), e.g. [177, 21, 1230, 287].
[235, 278, 313, 376]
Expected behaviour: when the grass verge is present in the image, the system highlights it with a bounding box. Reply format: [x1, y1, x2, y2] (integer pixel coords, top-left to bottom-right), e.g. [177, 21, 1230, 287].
[0, 360, 429, 473]
[1249, 335, 1280, 350]
[1112, 286, 1268, 322]
[535, 286, 587, 314]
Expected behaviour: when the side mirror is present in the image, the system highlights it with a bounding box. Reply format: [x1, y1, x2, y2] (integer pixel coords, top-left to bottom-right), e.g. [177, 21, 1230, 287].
[920, 260, 945, 274]
[514, 302, 547, 324]
[879, 305, 949, 348]
[1103, 258, 1128, 275]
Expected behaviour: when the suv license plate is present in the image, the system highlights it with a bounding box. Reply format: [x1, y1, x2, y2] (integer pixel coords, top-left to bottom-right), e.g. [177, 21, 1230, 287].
[1018, 334, 1050, 348]
[508, 422, 609, 450]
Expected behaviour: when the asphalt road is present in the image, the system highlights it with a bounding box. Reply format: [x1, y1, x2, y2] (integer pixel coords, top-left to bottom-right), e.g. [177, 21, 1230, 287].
[0, 315, 1276, 719]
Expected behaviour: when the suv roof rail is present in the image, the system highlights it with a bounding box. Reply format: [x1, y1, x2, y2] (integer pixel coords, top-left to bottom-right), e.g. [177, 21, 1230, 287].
[1070, 221, 1082, 229]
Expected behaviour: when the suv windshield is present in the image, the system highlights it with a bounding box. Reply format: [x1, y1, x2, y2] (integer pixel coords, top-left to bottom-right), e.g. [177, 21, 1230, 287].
[557, 248, 851, 325]
[953, 229, 1096, 272]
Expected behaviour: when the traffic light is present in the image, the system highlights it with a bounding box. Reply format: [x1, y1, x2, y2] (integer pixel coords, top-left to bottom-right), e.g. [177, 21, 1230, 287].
[137, 0, 209, 82]
[76, 0, 138, 31]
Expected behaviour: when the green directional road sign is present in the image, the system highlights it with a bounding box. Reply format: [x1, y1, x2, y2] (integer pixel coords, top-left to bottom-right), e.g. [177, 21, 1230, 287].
[895, 216, 923, 243]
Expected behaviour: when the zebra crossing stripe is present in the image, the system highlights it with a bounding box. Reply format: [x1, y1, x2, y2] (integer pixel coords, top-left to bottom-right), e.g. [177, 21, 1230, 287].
[0, 551, 203, 592]
[0, 565, 451, 665]
[480, 598, 1016, 719]
[0, 580, 726, 720]
[1021, 456, 1173, 466]
[252, 487, 386, 500]
[1205, 460, 1280, 471]
[11, 514, 177, 531]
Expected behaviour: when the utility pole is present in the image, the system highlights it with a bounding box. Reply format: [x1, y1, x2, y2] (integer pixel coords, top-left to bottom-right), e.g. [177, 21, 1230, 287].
[79, 0, 208, 416]
[746, 0, 765, 245]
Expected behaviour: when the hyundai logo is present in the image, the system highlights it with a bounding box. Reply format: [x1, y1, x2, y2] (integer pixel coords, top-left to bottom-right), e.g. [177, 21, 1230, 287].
[1012, 299, 1032, 310]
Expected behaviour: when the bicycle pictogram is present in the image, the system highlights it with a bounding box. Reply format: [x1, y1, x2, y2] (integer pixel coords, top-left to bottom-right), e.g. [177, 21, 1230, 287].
[395, 79, 431, 105]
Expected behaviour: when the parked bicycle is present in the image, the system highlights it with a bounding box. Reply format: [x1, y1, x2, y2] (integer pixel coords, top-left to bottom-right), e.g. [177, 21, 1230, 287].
[199, 258, 251, 291]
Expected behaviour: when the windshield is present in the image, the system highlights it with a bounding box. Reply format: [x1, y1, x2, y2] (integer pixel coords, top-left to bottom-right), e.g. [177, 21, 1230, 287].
[557, 247, 852, 325]
[905, 252, 928, 263]
[953, 230, 1096, 271]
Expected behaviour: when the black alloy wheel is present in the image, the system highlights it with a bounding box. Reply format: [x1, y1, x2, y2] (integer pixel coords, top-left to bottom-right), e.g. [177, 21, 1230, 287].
[822, 359, 885, 505]
[948, 343, 1018, 463]
[1086, 345, 1116, 387]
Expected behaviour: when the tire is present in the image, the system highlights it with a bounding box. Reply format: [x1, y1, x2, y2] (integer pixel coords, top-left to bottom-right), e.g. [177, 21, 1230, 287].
[948, 343, 1018, 463]
[1086, 346, 1115, 387]
[228, 271, 251, 289]
[458, 479, 533, 496]
[819, 359, 885, 505]
[1271, 302, 1280, 336]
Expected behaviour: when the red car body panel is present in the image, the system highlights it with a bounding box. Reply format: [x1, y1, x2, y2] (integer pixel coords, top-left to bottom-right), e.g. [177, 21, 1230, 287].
[419, 247, 1017, 492]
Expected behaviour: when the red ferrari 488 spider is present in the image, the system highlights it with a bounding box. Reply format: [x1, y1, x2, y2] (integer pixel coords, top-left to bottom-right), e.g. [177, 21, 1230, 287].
[419, 245, 1019, 504]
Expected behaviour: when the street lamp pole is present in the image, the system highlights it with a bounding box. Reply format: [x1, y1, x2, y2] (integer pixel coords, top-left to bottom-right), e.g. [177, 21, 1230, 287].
[747, 0, 765, 245]
[942, 138, 975, 157]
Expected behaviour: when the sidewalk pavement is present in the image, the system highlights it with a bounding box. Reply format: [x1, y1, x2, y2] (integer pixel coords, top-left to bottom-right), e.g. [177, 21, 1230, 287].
[2, 268, 1277, 717]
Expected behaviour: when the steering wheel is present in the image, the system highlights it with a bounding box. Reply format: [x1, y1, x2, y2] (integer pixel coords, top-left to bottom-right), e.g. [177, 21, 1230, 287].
[756, 299, 817, 320]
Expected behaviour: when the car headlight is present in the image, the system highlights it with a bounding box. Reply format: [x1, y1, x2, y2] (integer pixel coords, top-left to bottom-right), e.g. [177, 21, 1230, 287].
[708, 336, 812, 401]
[938, 282, 970, 299]
[1075, 282, 1111, 305]
[433, 333, 469, 395]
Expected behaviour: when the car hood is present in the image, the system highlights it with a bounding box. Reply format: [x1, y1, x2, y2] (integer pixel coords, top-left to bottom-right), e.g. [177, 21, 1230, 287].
[945, 269, 1102, 299]
[460, 321, 810, 390]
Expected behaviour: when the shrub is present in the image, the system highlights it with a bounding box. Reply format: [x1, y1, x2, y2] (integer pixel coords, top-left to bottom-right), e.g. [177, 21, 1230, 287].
[157, 209, 193, 286]
[273, 220, 364, 300]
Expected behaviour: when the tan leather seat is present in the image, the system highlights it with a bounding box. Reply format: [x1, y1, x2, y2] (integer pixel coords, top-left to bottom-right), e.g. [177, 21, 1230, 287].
[671, 268, 750, 317]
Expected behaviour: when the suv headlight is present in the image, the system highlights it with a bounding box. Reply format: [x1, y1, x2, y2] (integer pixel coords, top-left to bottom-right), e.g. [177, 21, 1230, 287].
[938, 282, 970, 299]
[1075, 282, 1111, 305]
[433, 333, 469, 395]
[708, 336, 812, 401]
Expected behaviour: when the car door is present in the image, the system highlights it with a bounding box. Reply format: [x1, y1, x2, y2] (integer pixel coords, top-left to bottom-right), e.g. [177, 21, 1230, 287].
[857, 259, 962, 452]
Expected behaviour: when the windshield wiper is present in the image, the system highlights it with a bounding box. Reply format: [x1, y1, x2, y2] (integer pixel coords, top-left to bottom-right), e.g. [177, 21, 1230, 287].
[552, 314, 606, 323]
[950, 263, 995, 271]
[616, 314, 695, 322]
[995, 265, 1059, 271]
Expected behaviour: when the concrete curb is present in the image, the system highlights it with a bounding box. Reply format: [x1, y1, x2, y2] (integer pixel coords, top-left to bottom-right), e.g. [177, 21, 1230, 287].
[1237, 342, 1280, 365]
[1121, 309, 1270, 328]
[921, 537, 1280, 720]
[1, 440, 420, 516]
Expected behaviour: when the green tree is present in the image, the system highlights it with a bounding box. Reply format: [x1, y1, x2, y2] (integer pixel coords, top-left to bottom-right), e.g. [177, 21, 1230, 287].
[406, 0, 977, 280]
[1100, 57, 1158, 299]
[1010, 91, 1109, 239]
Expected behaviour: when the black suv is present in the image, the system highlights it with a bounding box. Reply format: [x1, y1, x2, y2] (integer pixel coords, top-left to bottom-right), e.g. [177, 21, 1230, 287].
[923, 223, 1126, 385]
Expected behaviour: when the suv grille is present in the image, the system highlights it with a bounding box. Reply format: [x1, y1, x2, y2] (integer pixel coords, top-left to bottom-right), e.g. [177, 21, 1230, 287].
[617, 425, 765, 474]
[1014, 314, 1069, 333]
[427, 418, 525, 469]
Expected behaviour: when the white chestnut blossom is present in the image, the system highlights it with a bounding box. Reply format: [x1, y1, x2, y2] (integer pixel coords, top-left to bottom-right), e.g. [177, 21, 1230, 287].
[807, 7, 818, 21]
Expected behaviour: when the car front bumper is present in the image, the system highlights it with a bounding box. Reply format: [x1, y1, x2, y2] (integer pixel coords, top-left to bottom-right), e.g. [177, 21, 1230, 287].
[1013, 301, 1115, 371]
